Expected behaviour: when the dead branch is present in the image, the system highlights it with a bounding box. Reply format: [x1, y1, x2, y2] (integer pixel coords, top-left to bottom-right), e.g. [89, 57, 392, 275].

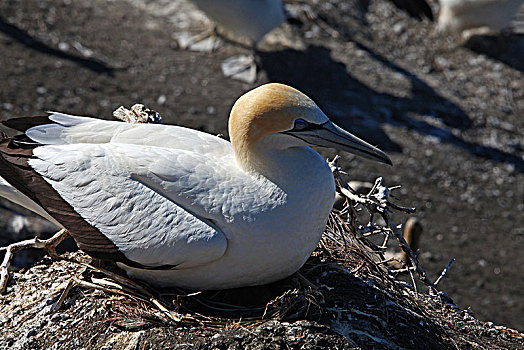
[434, 257, 456, 286]
[0, 229, 69, 294]
[328, 156, 437, 293]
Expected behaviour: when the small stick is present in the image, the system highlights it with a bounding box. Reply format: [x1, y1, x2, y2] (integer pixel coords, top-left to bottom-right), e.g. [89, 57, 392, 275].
[367, 177, 382, 198]
[408, 269, 418, 294]
[78, 263, 186, 323]
[381, 212, 436, 294]
[388, 201, 416, 214]
[77, 262, 154, 297]
[376, 258, 402, 266]
[379, 233, 390, 249]
[72, 278, 129, 296]
[434, 257, 456, 286]
[51, 278, 75, 312]
[151, 298, 182, 323]
[390, 266, 416, 274]
[0, 229, 69, 293]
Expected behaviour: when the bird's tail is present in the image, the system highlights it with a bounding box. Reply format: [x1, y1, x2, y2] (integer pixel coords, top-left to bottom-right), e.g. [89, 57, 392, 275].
[0, 175, 59, 224]
[0, 129, 60, 225]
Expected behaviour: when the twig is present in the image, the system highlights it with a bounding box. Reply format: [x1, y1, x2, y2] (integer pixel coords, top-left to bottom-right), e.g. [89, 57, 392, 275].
[329, 157, 437, 294]
[51, 278, 75, 312]
[381, 212, 436, 292]
[151, 298, 183, 323]
[434, 257, 456, 286]
[0, 229, 69, 293]
[72, 277, 130, 296]
[409, 269, 418, 294]
[77, 263, 187, 324]
[77, 262, 153, 297]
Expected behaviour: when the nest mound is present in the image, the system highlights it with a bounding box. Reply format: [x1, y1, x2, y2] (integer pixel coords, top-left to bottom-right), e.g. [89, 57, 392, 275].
[2, 196, 522, 349]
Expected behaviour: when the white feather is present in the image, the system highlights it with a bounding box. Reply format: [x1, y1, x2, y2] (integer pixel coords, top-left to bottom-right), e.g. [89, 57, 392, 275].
[439, 0, 524, 33]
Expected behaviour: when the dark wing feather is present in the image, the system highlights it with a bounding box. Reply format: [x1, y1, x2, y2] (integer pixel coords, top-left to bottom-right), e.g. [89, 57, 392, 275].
[390, 0, 434, 21]
[2, 116, 52, 132]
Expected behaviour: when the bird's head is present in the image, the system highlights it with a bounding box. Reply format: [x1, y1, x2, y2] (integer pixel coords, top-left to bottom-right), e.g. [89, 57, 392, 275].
[229, 83, 392, 169]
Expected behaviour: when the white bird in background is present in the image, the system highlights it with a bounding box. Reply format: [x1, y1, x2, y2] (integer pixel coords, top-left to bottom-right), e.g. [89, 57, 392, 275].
[189, 0, 287, 45]
[186, 0, 434, 45]
[0, 83, 391, 290]
[180, 0, 433, 82]
[438, 0, 524, 34]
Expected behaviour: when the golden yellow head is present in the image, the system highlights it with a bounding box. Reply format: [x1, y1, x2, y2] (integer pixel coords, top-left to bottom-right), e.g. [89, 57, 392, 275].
[228, 83, 392, 170]
[229, 84, 326, 153]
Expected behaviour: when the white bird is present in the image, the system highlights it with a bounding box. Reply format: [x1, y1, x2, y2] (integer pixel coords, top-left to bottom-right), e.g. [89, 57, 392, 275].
[0, 83, 391, 290]
[180, 0, 433, 82]
[186, 0, 434, 44]
[178, 0, 286, 83]
[188, 0, 286, 44]
[438, 0, 524, 33]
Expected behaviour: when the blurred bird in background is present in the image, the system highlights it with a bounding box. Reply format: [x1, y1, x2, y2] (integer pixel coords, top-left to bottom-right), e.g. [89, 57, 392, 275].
[178, 0, 433, 82]
[438, 0, 524, 34]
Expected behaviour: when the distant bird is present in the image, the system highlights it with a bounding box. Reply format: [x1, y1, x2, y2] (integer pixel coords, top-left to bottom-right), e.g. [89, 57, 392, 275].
[188, 0, 286, 45]
[0, 83, 391, 290]
[438, 0, 524, 33]
[179, 0, 432, 82]
[385, 217, 423, 269]
[185, 0, 433, 45]
[399, 217, 422, 265]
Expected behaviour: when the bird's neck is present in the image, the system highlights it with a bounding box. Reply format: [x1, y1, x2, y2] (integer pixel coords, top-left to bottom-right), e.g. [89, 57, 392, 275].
[238, 143, 335, 196]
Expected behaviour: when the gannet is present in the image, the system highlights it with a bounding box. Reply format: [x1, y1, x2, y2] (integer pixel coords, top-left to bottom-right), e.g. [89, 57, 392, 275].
[438, 0, 524, 33]
[181, 0, 432, 82]
[188, 0, 286, 44]
[0, 83, 391, 290]
[186, 0, 433, 44]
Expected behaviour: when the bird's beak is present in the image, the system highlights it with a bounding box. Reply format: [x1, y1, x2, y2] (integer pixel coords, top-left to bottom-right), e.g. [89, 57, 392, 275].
[286, 121, 392, 165]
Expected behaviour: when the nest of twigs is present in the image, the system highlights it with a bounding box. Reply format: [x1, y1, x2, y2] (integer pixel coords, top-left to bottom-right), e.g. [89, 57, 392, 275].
[3, 157, 524, 349]
[2, 156, 449, 330]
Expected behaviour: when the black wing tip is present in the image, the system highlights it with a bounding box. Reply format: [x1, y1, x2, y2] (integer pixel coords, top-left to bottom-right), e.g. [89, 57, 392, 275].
[2, 115, 51, 132]
[391, 0, 434, 21]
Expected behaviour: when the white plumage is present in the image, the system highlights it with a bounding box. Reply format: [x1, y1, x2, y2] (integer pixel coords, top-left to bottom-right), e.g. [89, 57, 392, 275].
[0, 84, 391, 289]
[438, 0, 524, 33]
[189, 0, 286, 43]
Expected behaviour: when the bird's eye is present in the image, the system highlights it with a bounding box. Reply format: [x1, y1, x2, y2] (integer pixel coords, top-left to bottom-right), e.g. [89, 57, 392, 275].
[293, 118, 309, 131]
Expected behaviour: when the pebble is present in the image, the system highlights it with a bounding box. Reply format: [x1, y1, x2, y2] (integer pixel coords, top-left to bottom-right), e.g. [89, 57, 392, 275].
[50, 313, 69, 322]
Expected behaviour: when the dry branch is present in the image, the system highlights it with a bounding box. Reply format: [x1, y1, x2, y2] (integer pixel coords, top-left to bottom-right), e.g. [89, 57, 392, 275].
[434, 257, 456, 286]
[0, 229, 69, 293]
[328, 156, 438, 294]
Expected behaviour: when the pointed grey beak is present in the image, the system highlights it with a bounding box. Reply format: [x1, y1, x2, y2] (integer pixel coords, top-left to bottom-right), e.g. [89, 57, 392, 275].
[284, 121, 392, 165]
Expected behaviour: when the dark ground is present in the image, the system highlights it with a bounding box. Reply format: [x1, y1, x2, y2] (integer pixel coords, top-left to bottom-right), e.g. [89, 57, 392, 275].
[0, 0, 522, 334]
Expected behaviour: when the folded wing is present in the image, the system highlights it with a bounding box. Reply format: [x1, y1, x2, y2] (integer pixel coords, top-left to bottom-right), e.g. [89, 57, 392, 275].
[0, 114, 244, 269]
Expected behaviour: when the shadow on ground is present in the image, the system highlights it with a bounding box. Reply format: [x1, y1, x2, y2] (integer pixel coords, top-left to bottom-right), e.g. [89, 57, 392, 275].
[259, 44, 524, 171]
[464, 33, 524, 73]
[0, 16, 114, 75]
